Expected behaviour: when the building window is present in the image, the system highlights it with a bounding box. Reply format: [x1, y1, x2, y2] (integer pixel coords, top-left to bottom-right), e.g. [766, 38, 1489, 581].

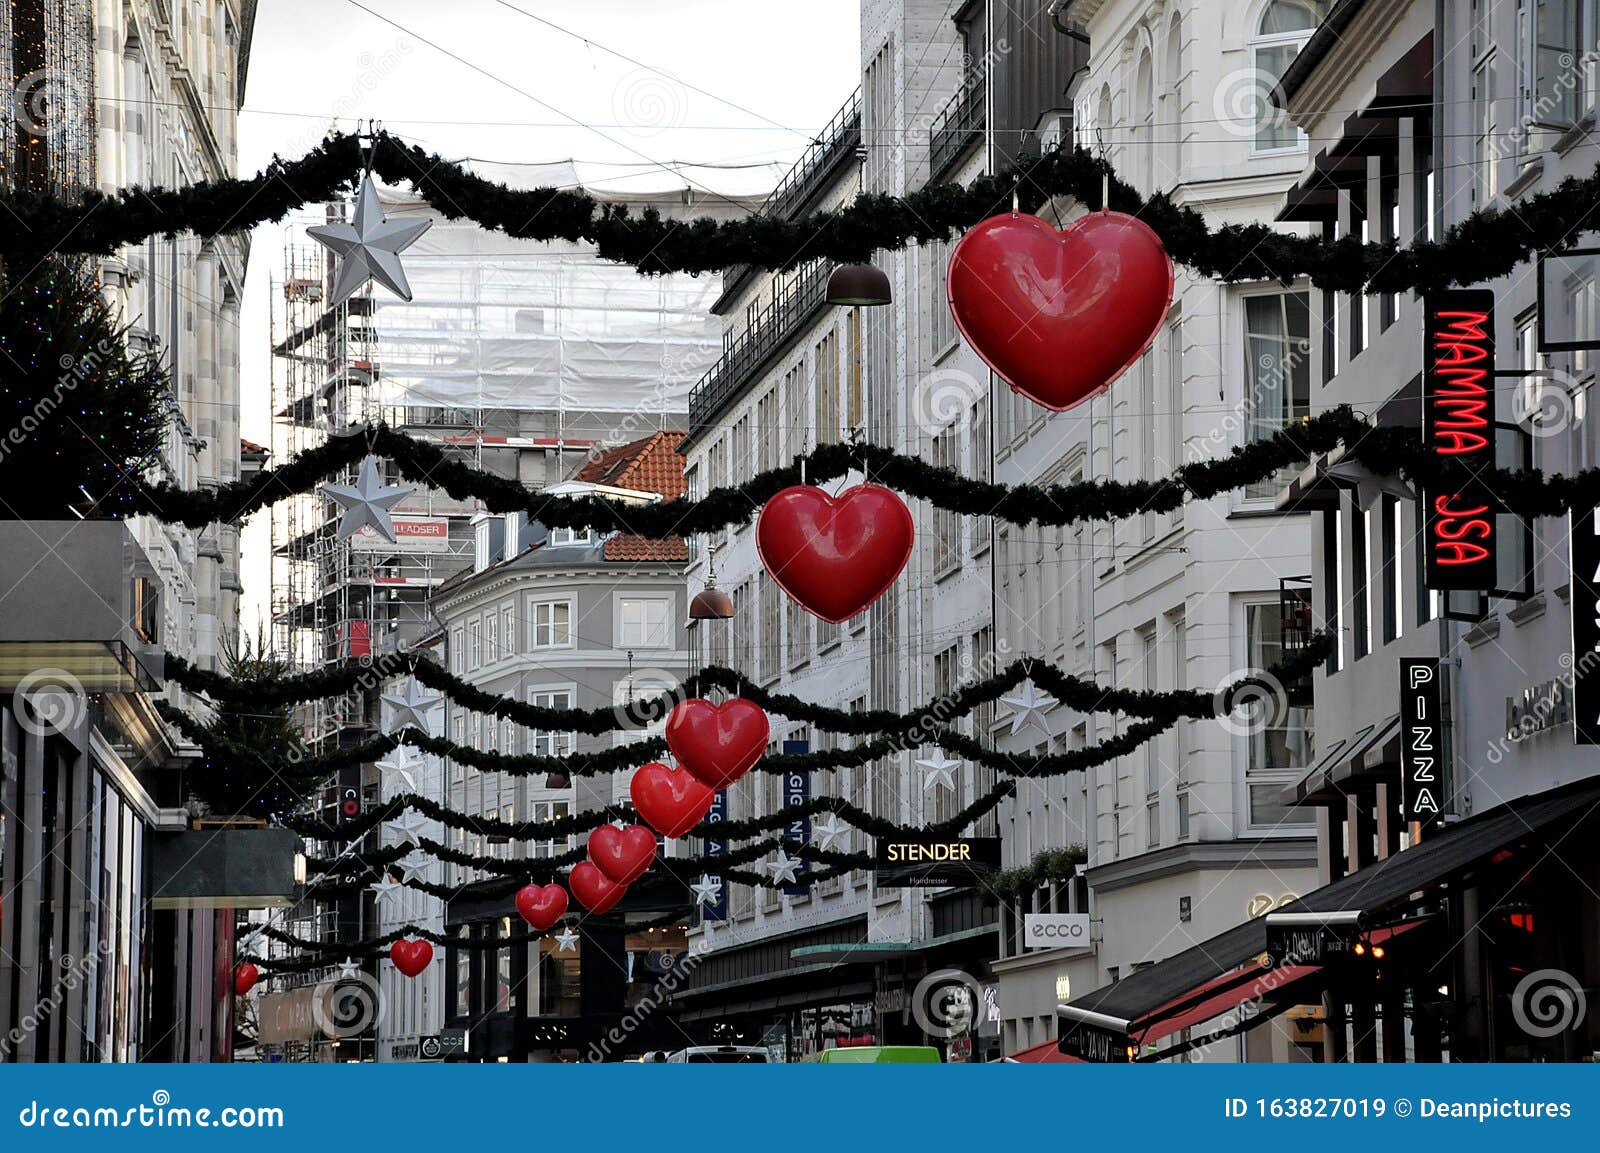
[451, 626, 465, 674]
[1519, 0, 1590, 154]
[732, 413, 752, 484]
[618, 597, 671, 649]
[759, 575, 782, 683]
[786, 597, 810, 671]
[527, 799, 574, 858]
[1250, 1, 1327, 153]
[931, 423, 961, 576]
[846, 308, 864, 432]
[547, 527, 595, 548]
[468, 619, 482, 669]
[1243, 291, 1312, 498]
[1244, 603, 1315, 827]
[815, 328, 840, 444]
[529, 600, 573, 649]
[501, 605, 516, 659]
[1474, 33, 1499, 205]
[784, 362, 806, 460]
[528, 690, 575, 757]
[757, 388, 779, 474]
[484, 611, 499, 665]
[928, 239, 958, 355]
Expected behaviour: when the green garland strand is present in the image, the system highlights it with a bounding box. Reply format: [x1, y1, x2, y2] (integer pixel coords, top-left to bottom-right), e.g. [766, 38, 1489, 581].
[7, 130, 1597, 295]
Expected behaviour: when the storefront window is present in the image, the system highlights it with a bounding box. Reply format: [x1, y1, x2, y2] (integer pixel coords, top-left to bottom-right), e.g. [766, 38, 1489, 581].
[1250, 1, 1329, 152]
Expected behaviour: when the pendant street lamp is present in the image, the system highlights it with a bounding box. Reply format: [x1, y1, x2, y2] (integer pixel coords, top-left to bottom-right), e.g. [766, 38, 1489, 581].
[826, 262, 892, 307]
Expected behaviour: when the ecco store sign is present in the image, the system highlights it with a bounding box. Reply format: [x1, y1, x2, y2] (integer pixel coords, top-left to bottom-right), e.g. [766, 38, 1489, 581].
[1023, 913, 1091, 949]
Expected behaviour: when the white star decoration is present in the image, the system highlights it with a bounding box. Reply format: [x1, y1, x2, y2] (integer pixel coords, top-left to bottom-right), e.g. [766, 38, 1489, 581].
[690, 875, 723, 907]
[368, 874, 403, 904]
[376, 745, 424, 796]
[337, 957, 360, 979]
[916, 752, 962, 793]
[554, 927, 580, 952]
[382, 680, 440, 736]
[812, 817, 848, 853]
[395, 851, 430, 886]
[325, 456, 414, 544]
[386, 809, 430, 847]
[1001, 680, 1058, 738]
[308, 173, 432, 306]
[766, 851, 801, 887]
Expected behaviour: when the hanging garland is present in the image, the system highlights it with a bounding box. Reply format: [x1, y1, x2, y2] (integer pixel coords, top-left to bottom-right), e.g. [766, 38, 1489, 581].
[132, 406, 1600, 539]
[166, 637, 1326, 738]
[988, 846, 1089, 904]
[7, 129, 1598, 295]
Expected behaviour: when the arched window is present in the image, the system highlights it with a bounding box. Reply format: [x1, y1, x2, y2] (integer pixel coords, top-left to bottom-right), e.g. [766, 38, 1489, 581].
[1251, 0, 1327, 152]
[1134, 47, 1154, 191]
[1163, 14, 1184, 183]
[1096, 84, 1114, 150]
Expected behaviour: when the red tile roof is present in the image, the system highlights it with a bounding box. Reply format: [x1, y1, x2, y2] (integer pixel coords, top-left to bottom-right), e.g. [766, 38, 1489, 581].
[576, 430, 687, 499]
[603, 535, 690, 563]
[240, 437, 270, 456]
[577, 431, 689, 564]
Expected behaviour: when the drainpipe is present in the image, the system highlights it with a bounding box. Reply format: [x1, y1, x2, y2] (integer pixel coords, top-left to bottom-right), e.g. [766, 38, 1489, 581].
[1047, 0, 1091, 45]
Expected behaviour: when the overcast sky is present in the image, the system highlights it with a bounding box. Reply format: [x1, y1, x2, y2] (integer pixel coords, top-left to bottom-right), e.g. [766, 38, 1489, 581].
[236, 0, 862, 637]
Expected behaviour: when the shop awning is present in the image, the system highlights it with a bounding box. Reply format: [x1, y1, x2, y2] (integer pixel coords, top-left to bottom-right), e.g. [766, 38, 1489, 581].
[1059, 774, 1600, 1060]
[1286, 715, 1401, 807]
[1006, 1039, 1080, 1064]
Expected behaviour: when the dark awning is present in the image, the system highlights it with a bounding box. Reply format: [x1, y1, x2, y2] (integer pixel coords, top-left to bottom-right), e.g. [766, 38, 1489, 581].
[1286, 714, 1401, 807]
[1059, 775, 1600, 1059]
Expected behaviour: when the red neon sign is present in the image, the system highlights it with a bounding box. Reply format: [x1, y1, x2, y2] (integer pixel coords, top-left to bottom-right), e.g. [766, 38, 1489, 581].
[1423, 292, 1498, 590]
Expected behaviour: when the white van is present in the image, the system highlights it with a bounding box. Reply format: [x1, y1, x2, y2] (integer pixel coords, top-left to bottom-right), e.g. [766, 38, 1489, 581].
[664, 1045, 770, 1063]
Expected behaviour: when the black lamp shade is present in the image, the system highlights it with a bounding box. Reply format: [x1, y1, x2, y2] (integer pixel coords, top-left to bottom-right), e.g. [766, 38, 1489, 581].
[826, 263, 892, 307]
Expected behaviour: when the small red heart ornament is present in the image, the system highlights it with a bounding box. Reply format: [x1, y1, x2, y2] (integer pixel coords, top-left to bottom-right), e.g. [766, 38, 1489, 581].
[665, 698, 771, 789]
[390, 938, 433, 978]
[756, 484, 914, 623]
[569, 861, 628, 914]
[234, 962, 258, 996]
[588, 823, 657, 885]
[514, 883, 569, 931]
[947, 211, 1174, 412]
[631, 762, 715, 838]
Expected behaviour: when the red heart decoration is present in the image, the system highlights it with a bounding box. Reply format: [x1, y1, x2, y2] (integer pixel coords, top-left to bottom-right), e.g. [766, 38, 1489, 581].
[665, 698, 771, 789]
[569, 861, 628, 914]
[233, 962, 258, 997]
[514, 883, 569, 931]
[947, 211, 1174, 412]
[390, 938, 433, 978]
[756, 484, 913, 623]
[631, 761, 715, 838]
[588, 823, 657, 885]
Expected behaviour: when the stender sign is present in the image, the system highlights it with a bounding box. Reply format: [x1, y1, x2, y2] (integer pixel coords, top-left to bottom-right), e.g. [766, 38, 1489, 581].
[1422, 291, 1499, 591]
[873, 837, 1000, 887]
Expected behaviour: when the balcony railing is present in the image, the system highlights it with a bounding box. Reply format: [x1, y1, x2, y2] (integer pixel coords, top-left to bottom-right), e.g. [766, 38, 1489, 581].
[689, 260, 832, 436]
[766, 90, 862, 222]
[929, 69, 987, 183]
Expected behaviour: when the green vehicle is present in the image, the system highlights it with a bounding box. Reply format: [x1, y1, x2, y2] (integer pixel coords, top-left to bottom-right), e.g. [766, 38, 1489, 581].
[811, 1045, 941, 1064]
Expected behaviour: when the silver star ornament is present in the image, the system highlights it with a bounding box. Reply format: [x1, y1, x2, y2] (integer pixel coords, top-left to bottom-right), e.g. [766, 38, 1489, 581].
[766, 851, 801, 887]
[308, 173, 431, 305]
[554, 927, 580, 952]
[382, 679, 440, 735]
[325, 456, 413, 543]
[1002, 680, 1058, 738]
[690, 875, 723, 907]
[812, 817, 848, 853]
[916, 751, 962, 792]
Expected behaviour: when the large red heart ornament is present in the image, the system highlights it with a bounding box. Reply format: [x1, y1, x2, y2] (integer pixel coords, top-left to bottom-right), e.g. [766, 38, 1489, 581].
[569, 861, 628, 914]
[390, 938, 433, 978]
[665, 698, 770, 790]
[947, 211, 1174, 412]
[756, 484, 914, 623]
[588, 823, 657, 885]
[234, 962, 258, 997]
[631, 761, 715, 838]
[514, 883, 569, 931]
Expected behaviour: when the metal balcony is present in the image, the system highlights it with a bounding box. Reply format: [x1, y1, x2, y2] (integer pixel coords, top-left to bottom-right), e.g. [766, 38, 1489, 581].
[929, 70, 987, 184]
[688, 260, 832, 438]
